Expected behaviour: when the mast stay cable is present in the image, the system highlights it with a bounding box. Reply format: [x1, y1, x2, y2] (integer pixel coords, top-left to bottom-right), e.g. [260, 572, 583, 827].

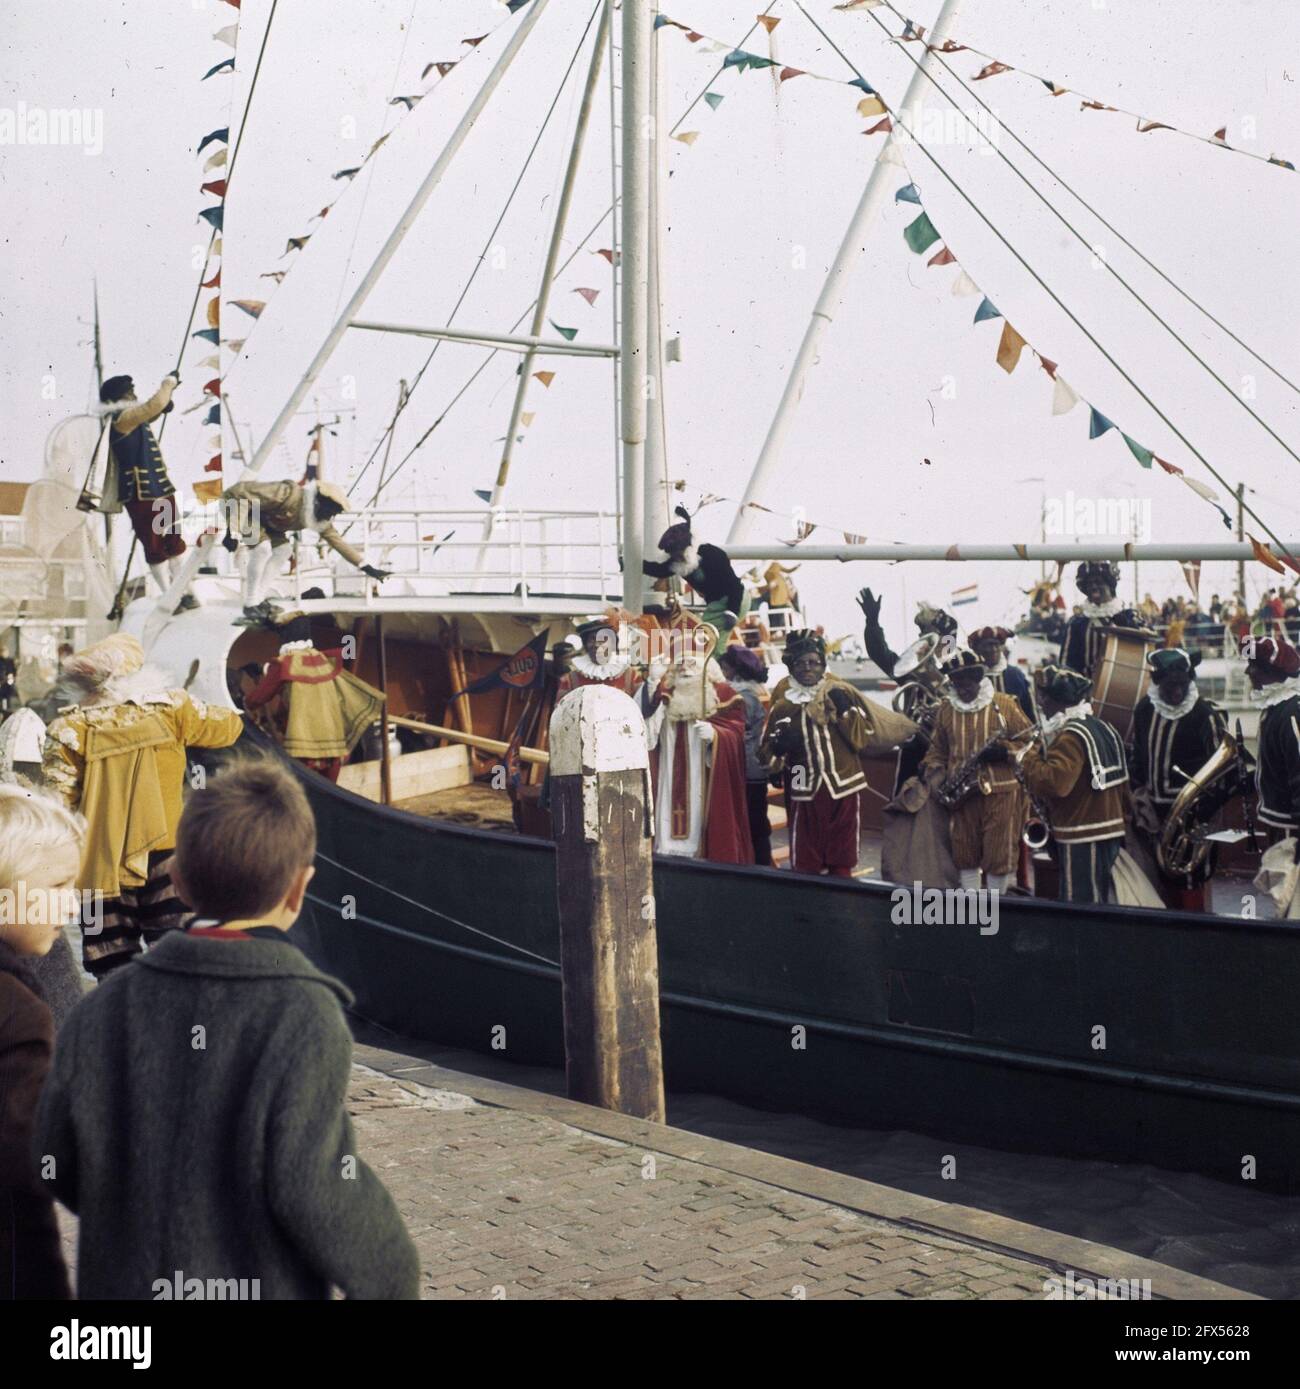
[795, 0, 1298, 567]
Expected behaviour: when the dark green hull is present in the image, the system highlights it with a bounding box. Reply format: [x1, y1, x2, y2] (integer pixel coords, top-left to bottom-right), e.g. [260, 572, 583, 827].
[290, 763, 1300, 1192]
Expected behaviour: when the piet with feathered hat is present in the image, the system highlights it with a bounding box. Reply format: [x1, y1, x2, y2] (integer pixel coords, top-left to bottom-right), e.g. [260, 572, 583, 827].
[918, 649, 1032, 891]
[1241, 634, 1300, 838]
[968, 624, 1034, 720]
[1058, 560, 1151, 676]
[642, 505, 749, 634]
[760, 630, 915, 878]
[1127, 646, 1226, 908]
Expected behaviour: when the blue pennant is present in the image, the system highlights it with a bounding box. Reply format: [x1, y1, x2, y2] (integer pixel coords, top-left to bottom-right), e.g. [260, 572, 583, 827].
[973, 296, 1001, 324]
[894, 183, 921, 204]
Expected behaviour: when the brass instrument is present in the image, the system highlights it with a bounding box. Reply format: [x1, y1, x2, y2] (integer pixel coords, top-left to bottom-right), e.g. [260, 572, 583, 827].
[935, 721, 1038, 812]
[1156, 723, 1256, 881]
[1008, 725, 1052, 850]
[889, 633, 946, 733]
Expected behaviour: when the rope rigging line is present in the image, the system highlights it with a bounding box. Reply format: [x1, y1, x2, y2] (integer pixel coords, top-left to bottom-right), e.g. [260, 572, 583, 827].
[867, 0, 1300, 447]
[361, 2, 781, 512]
[794, 0, 1299, 569]
[109, 0, 280, 618]
[346, 0, 605, 509]
[310, 849, 561, 969]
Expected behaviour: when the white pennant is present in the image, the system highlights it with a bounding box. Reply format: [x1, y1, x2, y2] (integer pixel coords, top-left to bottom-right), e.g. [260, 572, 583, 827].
[213, 24, 239, 47]
[876, 139, 906, 167]
[1051, 375, 1080, 415]
[204, 148, 228, 171]
[199, 354, 220, 369]
[950, 269, 980, 297]
[1179, 475, 1220, 502]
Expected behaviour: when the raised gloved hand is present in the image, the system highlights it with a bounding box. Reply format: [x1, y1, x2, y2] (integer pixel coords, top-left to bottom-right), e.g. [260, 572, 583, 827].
[857, 587, 882, 623]
[826, 685, 853, 717]
[221, 530, 239, 553]
[361, 564, 391, 581]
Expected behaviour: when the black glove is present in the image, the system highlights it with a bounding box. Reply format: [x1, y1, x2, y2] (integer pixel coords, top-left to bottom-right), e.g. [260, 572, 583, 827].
[221, 530, 239, 553]
[857, 587, 882, 622]
[827, 685, 853, 716]
[979, 743, 1010, 764]
[361, 564, 391, 581]
[770, 718, 803, 758]
[161, 400, 175, 414]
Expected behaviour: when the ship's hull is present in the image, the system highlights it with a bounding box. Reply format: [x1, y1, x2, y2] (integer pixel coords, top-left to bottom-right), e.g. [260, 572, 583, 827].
[287, 754, 1300, 1192]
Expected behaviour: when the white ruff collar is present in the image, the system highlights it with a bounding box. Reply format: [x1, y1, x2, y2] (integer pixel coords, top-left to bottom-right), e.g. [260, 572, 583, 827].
[1250, 675, 1300, 708]
[1082, 597, 1123, 620]
[785, 677, 825, 705]
[947, 677, 994, 713]
[1042, 700, 1094, 742]
[570, 650, 629, 680]
[1147, 679, 1199, 721]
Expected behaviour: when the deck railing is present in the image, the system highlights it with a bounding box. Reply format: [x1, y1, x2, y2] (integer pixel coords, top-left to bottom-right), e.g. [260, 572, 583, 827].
[181, 504, 623, 604]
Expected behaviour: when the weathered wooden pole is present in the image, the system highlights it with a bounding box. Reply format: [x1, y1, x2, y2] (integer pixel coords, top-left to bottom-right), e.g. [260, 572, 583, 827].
[375, 615, 393, 806]
[548, 684, 665, 1121]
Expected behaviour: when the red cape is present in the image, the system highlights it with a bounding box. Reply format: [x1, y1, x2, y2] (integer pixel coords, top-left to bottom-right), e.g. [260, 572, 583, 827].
[701, 688, 754, 866]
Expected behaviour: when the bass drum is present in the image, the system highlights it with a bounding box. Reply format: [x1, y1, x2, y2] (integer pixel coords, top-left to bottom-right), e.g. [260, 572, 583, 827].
[1091, 625, 1158, 740]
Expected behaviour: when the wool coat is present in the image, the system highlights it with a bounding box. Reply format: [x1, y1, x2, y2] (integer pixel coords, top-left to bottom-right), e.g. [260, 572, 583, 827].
[0, 941, 71, 1299]
[35, 929, 420, 1300]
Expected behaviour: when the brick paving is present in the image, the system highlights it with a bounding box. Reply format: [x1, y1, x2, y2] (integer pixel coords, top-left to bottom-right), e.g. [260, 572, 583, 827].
[349, 1067, 1057, 1300]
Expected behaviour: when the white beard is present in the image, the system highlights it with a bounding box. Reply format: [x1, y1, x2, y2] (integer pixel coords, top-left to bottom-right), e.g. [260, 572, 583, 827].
[666, 664, 718, 721]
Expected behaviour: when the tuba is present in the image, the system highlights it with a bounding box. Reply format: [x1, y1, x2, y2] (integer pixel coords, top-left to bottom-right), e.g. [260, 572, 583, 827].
[890, 633, 947, 732]
[1156, 726, 1254, 881]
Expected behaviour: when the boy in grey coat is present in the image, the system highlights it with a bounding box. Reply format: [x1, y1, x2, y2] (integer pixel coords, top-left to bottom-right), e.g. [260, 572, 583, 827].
[36, 757, 419, 1299]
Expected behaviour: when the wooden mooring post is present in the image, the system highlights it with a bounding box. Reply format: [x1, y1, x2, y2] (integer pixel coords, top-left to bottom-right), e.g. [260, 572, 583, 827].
[548, 685, 665, 1122]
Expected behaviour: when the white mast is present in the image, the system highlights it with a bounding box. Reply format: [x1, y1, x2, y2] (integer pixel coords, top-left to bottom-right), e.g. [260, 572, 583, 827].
[642, 3, 671, 588]
[619, 0, 652, 614]
[727, 0, 966, 543]
[241, 0, 552, 483]
[476, 0, 612, 571]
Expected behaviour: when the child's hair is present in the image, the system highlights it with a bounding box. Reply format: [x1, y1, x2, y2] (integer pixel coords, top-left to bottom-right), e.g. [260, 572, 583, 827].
[174, 756, 316, 920]
[0, 784, 85, 887]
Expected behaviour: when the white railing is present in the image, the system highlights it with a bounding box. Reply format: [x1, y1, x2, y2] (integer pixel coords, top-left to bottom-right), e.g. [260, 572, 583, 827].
[180, 505, 622, 604]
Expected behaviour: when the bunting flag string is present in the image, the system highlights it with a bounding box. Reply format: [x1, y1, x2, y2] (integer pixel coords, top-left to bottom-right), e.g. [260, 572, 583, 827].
[868, 2, 1296, 174]
[657, 7, 1295, 176]
[220, 1, 534, 372]
[188, 7, 242, 504]
[652, 7, 1289, 568]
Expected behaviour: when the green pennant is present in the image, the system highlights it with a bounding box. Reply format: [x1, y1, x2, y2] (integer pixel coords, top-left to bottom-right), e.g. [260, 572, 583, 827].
[550, 321, 578, 342]
[703, 92, 724, 111]
[1122, 433, 1153, 469]
[903, 211, 940, 254]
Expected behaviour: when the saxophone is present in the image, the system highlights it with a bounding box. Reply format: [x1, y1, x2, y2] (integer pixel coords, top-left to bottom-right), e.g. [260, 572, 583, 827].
[935, 720, 1038, 811]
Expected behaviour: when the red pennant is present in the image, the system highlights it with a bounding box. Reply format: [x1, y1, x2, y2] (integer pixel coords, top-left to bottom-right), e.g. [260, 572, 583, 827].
[1154, 456, 1183, 476]
[779, 66, 805, 82]
[927, 246, 956, 267]
[595, 248, 618, 264]
[863, 117, 893, 135]
[200, 179, 228, 197]
[205, 455, 223, 473]
[1212, 126, 1227, 142]
[201, 269, 221, 289]
[202, 378, 221, 396]
[1038, 356, 1058, 378]
[462, 34, 487, 47]
[973, 61, 1010, 81]
[573, 287, 600, 306]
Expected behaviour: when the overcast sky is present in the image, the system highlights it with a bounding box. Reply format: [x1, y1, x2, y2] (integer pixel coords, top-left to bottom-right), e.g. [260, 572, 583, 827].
[4, 0, 1299, 644]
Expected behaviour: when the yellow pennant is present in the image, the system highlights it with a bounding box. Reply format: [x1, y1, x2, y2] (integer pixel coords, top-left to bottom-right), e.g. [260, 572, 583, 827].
[857, 95, 886, 118]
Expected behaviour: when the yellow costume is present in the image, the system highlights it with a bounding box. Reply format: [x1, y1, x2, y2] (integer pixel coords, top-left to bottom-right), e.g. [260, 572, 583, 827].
[43, 690, 242, 896]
